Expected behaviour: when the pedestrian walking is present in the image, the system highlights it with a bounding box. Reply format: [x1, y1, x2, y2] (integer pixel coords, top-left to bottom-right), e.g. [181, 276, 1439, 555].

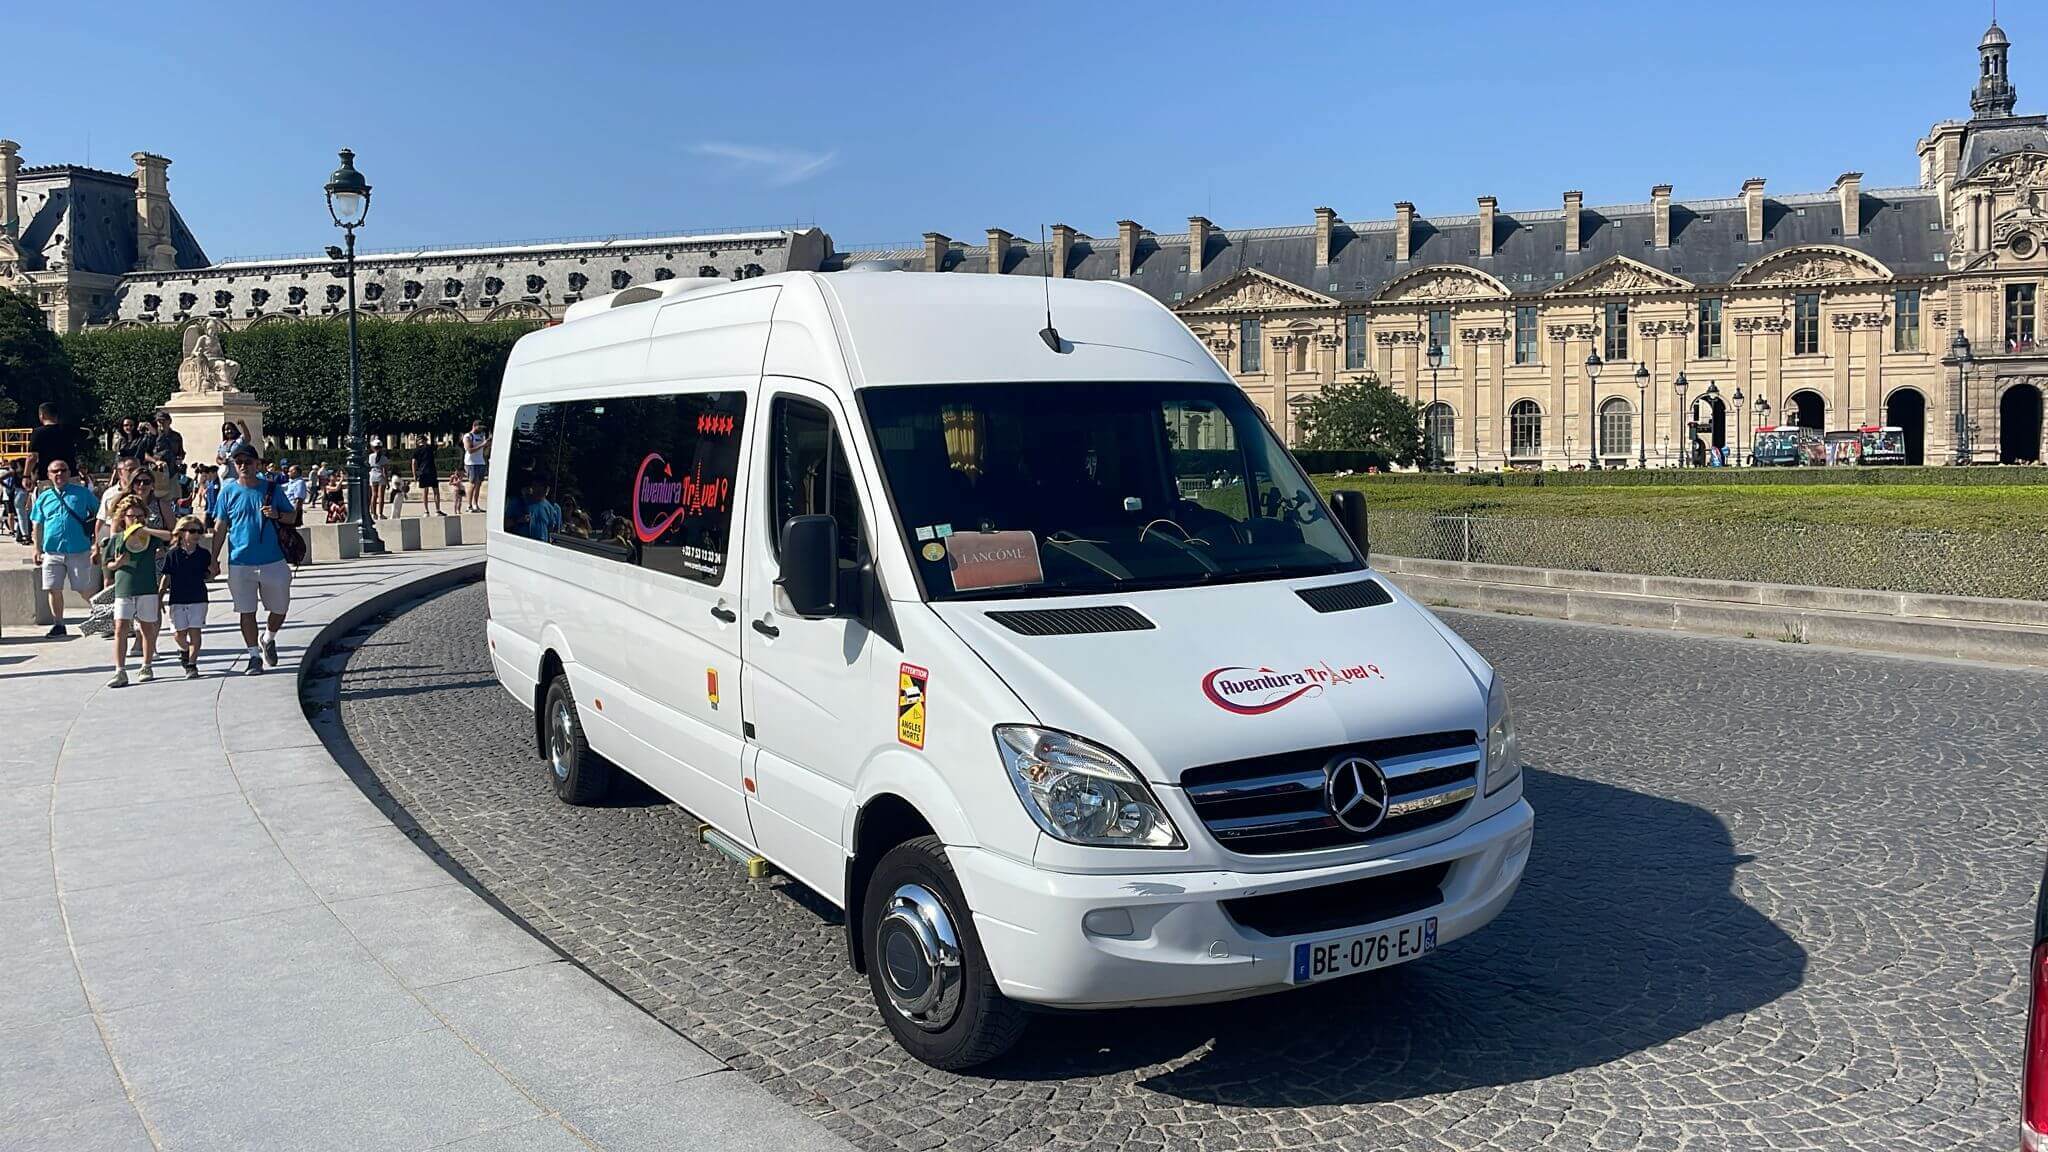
[96, 458, 142, 551]
[161, 516, 214, 679]
[214, 421, 250, 468]
[148, 411, 185, 491]
[208, 443, 300, 675]
[28, 403, 82, 480]
[101, 496, 171, 687]
[461, 420, 491, 512]
[0, 460, 25, 542]
[411, 438, 443, 516]
[28, 458, 100, 638]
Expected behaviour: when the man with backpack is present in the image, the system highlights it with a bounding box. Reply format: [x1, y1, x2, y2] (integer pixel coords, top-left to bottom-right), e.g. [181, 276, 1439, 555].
[207, 443, 302, 674]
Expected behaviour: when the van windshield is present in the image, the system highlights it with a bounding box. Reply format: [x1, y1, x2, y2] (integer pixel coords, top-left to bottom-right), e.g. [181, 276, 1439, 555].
[859, 381, 1361, 601]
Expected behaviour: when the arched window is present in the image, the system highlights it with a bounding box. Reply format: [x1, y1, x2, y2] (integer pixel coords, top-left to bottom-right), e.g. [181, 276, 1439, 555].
[1599, 396, 1634, 458]
[1510, 400, 1543, 458]
[1423, 402, 1456, 466]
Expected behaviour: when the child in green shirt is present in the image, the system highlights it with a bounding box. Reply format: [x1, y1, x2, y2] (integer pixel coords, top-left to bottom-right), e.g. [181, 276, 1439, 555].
[101, 496, 172, 687]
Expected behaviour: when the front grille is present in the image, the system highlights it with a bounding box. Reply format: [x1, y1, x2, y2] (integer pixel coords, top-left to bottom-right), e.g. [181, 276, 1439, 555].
[984, 605, 1154, 636]
[1222, 862, 1452, 938]
[1179, 731, 1479, 856]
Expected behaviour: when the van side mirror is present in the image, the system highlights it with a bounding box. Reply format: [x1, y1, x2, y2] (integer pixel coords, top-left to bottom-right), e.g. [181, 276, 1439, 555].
[1328, 489, 1370, 558]
[777, 514, 839, 618]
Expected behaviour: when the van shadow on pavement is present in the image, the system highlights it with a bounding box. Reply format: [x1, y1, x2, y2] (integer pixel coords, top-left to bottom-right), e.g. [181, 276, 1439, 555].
[981, 767, 1805, 1105]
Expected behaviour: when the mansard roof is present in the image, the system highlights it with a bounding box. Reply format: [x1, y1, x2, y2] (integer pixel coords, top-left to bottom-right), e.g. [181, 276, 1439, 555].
[1960, 114, 2048, 182]
[12, 165, 208, 277]
[833, 185, 1949, 311]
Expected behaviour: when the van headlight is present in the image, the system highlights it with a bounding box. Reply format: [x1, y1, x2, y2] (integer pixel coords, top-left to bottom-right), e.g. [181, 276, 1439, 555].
[995, 726, 1184, 848]
[1484, 677, 1521, 797]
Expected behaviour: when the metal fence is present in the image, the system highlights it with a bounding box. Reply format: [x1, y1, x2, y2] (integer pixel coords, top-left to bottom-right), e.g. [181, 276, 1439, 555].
[1371, 510, 2048, 601]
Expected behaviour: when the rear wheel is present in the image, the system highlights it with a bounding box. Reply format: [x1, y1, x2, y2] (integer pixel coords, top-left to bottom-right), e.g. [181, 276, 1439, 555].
[863, 835, 1026, 1069]
[543, 674, 612, 804]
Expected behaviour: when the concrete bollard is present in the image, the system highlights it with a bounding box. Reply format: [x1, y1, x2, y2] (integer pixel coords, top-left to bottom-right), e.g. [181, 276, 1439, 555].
[375, 518, 422, 552]
[416, 514, 457, 550]
[455, 512, 486, 546]
[301, 522, 362, 564]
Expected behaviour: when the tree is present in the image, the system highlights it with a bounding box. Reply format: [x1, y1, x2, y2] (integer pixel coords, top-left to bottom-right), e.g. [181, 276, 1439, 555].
[1295, 372, 1424, 465]
[62, 326, 180, 430]
[0, 288, 84, 426]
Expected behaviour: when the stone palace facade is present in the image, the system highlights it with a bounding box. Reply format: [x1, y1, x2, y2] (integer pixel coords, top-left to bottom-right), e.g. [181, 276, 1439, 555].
[3, 20, 2043, 466]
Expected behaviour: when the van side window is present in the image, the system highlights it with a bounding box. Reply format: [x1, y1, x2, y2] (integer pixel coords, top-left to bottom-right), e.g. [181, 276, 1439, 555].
[503, 393, 746, 584]
[769, 396, 862, 567]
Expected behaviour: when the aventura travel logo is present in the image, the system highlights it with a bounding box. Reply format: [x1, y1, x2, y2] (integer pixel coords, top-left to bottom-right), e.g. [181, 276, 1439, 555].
[632, 452, 731, 543]
[1202, 661, 1386, 715]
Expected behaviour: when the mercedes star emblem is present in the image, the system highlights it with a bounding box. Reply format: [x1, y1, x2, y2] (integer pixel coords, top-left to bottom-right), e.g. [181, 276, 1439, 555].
[1324, 754, 1390, 834]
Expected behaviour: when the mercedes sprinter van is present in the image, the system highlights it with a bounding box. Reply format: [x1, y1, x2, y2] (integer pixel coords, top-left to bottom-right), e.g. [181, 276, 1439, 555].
[484, 269, 1533, 1068]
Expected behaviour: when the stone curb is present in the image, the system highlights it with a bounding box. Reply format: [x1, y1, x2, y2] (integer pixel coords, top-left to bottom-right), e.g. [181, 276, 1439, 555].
[1371, 553, 2048, 630]
[1389, 569, 2048, 668]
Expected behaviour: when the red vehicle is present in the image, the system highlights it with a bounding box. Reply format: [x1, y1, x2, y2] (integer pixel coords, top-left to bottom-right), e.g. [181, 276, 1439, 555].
[2026, 854, 2046, 1150]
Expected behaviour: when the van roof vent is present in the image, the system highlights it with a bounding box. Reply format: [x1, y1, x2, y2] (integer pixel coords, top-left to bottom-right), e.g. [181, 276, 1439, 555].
[1296, 578, 1393, 614]
[984, 605, 1155, 636]
[558, 276, 729, 323]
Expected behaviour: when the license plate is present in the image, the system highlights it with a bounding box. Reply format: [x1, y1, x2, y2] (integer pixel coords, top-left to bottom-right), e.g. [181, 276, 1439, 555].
[1290, 917, 1437, 984]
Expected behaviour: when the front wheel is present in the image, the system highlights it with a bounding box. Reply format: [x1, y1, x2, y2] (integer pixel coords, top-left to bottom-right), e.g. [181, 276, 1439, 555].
[863, 836, 1026, 1069]
[542, 674, 613, 804]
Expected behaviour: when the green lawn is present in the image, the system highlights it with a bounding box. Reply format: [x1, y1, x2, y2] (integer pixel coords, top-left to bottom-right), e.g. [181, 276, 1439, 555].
[1316, 477, 2048, 534]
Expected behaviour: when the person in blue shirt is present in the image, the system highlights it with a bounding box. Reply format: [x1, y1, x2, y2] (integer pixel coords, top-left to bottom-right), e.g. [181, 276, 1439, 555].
[206, 443, 301, 675]
[29, 458, 102, 637]
[523, 480, 562, 543]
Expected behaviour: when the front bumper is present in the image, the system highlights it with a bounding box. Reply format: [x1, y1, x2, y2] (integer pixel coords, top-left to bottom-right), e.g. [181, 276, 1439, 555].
[951, 798, 1534, 1009]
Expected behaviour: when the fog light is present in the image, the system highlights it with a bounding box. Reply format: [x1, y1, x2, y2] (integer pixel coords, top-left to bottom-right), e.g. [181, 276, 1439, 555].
[1082, 907, 1135, 938]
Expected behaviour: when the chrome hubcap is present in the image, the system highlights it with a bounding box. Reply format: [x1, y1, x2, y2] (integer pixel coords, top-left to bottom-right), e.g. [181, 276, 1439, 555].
[876, 883, 964, 1031]
[549, 697, 574, 782]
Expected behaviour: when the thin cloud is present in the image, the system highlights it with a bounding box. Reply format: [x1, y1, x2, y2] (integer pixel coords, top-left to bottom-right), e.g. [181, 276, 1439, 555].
[691, 142, 837, 187]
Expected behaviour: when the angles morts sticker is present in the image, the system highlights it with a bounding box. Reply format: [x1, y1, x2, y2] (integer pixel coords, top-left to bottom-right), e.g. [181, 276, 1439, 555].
[897, 663, 929, 749]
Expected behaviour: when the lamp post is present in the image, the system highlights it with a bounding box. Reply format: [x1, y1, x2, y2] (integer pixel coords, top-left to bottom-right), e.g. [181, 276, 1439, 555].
[324, 148, 383, 554]
[1732, 386, 1746, 466]
[1754, 395, 1771, 466]
[1425, 338, 1443, 472]
[1584, 349, 1603, 469]
[1699, 381, 1721, 465]
[1633, 361, 1649, 469]
[1673, 370, 1689, 467]
[1942, 327, 1973, 464]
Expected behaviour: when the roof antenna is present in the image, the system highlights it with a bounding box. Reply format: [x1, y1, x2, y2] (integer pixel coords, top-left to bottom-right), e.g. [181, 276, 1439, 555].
[1038, 223, 1066, 353]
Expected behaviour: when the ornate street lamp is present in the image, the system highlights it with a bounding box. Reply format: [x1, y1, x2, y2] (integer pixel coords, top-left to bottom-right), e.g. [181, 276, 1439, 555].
[1673, 369, 1690, 467]
[1425, 338, 1444, 472]
[1633, 361, 1649, 469]
[1942, 327, 1973, 464]
[1584, 349, 1604, 469]
[324, 148, 384, 554]
[1699, 381, 1721, 465]
[1732, 386, 1746, 466]
[1754, 395, 1771, 466]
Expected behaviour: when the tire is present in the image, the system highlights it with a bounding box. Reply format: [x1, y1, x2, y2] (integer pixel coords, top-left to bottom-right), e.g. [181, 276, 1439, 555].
[862, 835, 1026, 1069]
[542, 674, 613, 805]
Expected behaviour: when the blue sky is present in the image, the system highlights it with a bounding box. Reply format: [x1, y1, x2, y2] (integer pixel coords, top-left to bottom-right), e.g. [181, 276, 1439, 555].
[14, 2, 2021, 260]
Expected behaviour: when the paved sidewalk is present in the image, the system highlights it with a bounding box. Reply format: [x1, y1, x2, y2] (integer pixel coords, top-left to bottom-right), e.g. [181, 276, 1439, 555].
[2, 549, 855, 1152]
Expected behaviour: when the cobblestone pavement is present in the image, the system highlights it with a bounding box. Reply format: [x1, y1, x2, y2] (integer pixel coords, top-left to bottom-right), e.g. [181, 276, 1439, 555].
[322, 582, 2046, 1151]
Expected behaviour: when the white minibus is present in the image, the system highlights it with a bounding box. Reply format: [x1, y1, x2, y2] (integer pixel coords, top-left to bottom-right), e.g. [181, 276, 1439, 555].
[485, 269, 1533, 1068]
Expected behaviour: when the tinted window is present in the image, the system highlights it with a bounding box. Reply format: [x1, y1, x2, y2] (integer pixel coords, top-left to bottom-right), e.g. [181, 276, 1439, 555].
[504, 392, 746, 584]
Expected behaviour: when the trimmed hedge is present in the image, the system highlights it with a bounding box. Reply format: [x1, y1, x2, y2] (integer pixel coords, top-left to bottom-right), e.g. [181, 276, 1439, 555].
[1332, 465, 2048, 488]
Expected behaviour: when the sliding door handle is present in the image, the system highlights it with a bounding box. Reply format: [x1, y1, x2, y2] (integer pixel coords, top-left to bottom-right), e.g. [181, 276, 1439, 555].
[751, 617, 780, 639]
[709, 604, 737, 623]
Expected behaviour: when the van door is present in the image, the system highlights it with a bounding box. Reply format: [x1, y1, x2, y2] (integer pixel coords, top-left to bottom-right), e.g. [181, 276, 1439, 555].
[739, 378, 884, 900]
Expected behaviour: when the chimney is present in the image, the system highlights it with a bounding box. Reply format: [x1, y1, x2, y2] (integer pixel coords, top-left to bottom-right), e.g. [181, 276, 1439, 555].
[922, 231, 949, 273]
[1742, 178, 1766, 243]
[1049, 223, 1075, 279]
[0, 140, 19, 239]
[1650, 185, 1672, 250]
[1188, 215, 1212, 273]
[1117, 219, 1142, 279]
[1834, 171, 1862, 238]
[1394, 201, 1414, 262]
[1563, 191, 1582, 254]
[1476, 196, 1497, 258]
[132, 151, 176, 271]
[1314, 206, 1338, 266]
[985, 228, 1012, 274]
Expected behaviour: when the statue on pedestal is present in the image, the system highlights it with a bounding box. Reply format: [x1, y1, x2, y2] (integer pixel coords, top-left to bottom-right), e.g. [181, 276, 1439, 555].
[177, 317, 242, 395]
